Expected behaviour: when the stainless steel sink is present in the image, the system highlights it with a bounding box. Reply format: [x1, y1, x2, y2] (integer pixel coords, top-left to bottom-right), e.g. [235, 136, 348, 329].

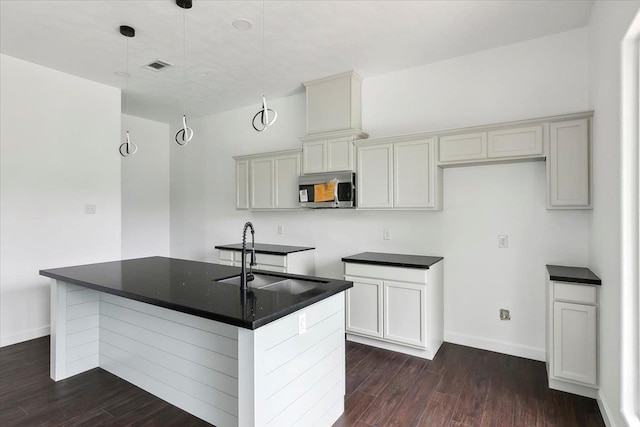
[217, 273, 325, 294]
[217, 273, 283, 288]
[259, 278, 321, 295]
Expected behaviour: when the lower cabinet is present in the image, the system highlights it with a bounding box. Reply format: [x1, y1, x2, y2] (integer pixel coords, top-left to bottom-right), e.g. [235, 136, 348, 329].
[344, 261, 443, 359]
[546, 279, 599, 398]
[218, 249, 315, 275]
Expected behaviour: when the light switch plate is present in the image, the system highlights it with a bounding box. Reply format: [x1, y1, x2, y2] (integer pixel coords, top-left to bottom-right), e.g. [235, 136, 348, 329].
[85, 204, 96, 215]
[498, 235, 508, 248]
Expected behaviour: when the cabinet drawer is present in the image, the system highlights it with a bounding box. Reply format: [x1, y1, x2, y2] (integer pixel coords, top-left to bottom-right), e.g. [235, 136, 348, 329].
[255, 253, 286, 268]
[553, 282, 597, 305]
[344, 263, 427, 284]
[219, 250, 235, 262]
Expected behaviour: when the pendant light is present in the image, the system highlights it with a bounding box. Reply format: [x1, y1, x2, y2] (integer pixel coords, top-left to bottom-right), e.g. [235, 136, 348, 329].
[119, 25, 138, 157]
[252, 0, 277, 132]
[175, 0, 194, 146]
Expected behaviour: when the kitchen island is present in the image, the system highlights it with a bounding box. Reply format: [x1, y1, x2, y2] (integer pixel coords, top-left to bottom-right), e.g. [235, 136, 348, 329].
[40, 257, 352, 427]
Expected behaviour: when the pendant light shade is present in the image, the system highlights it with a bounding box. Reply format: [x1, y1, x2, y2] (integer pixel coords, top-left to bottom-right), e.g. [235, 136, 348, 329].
[252, 0, 277, 132]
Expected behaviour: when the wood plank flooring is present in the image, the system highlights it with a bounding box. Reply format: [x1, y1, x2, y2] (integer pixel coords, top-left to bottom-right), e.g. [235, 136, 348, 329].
[0, 336, 604, 426]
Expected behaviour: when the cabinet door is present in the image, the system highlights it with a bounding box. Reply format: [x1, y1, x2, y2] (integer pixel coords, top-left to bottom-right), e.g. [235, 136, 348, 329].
[274, 152, 301, 209]
[357, 144, 393, 208]
[553, 301, 597, 385]
[344, 276, 383, 338]
[235, 159, 249, 210]
[302, 140, 326, 174]
[438, 132, 487, 163]
[383, 281, 426, 348]
[250, 157, 274, 209]
[327, 137, 353, 171]
[548, 119, 590, 208]
[394, 138, 435, 208]
[487, 125, 543, 159]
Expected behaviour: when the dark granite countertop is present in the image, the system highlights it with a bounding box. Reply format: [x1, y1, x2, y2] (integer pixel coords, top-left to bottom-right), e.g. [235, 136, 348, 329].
[546, 265, 601, 286]
[40, 257, 351, 330]
[342, 252, 443, 269]
[215, 243, 315, 255]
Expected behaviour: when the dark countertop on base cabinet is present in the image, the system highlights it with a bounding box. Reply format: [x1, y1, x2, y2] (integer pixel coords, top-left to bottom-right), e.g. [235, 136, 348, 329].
[342, 252, 444, 269]
[546, 264, 601, 286]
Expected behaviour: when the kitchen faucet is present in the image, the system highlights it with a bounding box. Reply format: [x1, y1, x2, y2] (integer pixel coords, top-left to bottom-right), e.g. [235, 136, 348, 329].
[240, 222, 257, 292]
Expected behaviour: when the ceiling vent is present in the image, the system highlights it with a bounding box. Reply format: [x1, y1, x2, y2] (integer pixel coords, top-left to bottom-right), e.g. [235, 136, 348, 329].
[144, 59, 173, 71]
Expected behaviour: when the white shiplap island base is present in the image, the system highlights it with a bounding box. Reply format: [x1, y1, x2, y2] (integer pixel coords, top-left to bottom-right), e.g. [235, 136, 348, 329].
[50, 280, 346, 427]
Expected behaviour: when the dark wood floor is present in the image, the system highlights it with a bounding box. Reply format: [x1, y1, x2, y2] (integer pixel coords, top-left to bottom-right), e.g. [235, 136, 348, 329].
[0, 336, 603, 427]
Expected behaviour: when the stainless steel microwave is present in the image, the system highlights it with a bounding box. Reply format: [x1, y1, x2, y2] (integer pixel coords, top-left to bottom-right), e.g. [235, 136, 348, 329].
[298, 172, 356, 208]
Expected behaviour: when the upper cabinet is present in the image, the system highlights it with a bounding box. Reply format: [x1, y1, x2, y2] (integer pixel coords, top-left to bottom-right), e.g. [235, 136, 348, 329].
[235, 159, 249, 210]
[234, 149, 301, 211]
[547, 119, 591, 209]
[300, 71, 368, 174]
[357, 136, 442, 210]
[438, 125, 543, 165]
[301, 135, 362, 174]
[304, 71, 363, 136]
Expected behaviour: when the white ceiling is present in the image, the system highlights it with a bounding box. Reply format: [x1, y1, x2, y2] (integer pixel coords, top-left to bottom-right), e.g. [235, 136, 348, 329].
[0, 0, 594, 124]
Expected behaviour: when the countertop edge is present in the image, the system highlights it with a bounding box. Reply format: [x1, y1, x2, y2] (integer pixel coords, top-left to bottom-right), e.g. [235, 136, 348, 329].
[546, 264, 602, 286]
[41, 268, 353, 330]
[215, 244, 315, 255]
[341, 256, 444, 270]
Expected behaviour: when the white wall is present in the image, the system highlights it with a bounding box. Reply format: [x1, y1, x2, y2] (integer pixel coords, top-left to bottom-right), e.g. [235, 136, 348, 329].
[0, 54, 122, 347]
[170, 28, 591, 361]
[121, 114, 170, 259]
[587, 2, 640, 427]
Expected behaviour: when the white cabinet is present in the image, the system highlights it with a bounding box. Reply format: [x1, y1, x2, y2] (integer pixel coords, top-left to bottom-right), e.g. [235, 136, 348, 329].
[383, 281, 426, 348]
[274, 152, 301, 209]
[235, 159, 249, 210]
[547, 276, 599, 398]
[304, 71, 363, 135]
[218, 248, 315, 275]
[552, 301, 597, 384]
[357, 137, 441, 210]
[345, 277, 383, 338]
[301, 137, 355, 173]
[439, 125, 543, 164]
[357, 143, 393, 208]
[547, 118, 591, 209]
[394, 138, 438, 208]
[234, 149, 301, 211]
[488, 125, 543, 158]
[344, 260, 443, 359]
[250, 156, 274, 209]
[439, 132, 487, 163]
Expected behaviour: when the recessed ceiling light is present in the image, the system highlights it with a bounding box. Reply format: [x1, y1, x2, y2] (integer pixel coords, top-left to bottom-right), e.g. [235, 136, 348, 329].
[232, 19, 252, 31]
[114, 71, 130, 77]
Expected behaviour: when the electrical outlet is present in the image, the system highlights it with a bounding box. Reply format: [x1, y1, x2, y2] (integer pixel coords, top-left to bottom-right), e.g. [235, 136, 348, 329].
[383, 228, 391, 240]
[298, 313, 307, 335]
[277, 225, 284, 235]
[84, 204, 96, 215]
[498, 235, 508, 248]
[500, 309, 511, 320]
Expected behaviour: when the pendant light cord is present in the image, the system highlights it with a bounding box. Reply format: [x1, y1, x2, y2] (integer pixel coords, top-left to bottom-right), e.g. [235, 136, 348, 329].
[175, 3, 193, 145]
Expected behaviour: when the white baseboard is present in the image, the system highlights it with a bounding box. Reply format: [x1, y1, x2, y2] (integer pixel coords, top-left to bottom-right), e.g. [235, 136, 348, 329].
[444, 331, 545, 361]
[597, 390, 616, 427]
[0, 325, 50, 348]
